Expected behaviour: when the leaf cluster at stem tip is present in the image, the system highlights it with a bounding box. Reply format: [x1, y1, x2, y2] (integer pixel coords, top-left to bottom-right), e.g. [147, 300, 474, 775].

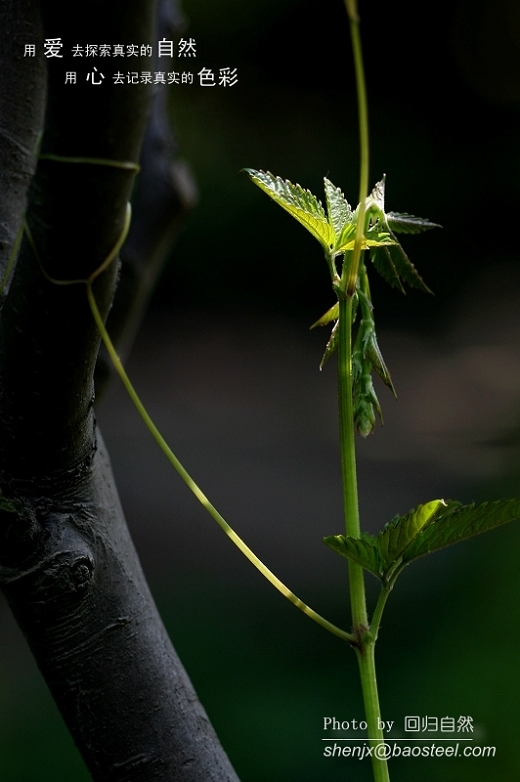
[244, 169, 438, 289]
[244, 168, 439, 435]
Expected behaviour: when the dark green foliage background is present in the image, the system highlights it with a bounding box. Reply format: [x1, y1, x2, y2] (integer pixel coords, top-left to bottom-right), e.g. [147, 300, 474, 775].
[1, 0, 520, 780]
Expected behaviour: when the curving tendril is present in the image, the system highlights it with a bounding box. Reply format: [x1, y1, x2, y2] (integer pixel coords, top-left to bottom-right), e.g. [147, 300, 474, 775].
[19, 154, 355, 646]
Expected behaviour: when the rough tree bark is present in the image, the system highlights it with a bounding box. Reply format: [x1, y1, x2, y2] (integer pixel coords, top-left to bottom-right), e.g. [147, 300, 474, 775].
[0, 1, 239, 780]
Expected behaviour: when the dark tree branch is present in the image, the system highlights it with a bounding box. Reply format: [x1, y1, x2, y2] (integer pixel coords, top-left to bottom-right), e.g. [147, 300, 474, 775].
[96, 0, 197, 393]
[0, 2, 239, 780]
[0, 0, 46, 283]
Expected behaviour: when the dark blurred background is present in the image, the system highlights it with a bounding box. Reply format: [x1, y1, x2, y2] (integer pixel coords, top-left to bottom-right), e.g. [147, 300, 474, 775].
[1, 0, 520, 779]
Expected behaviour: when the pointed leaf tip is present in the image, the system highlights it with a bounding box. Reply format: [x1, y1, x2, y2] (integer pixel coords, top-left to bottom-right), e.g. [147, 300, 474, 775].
[310, 302, 339, 329]
[386, 212, 441, 235]
[323, 534, 382, 579]
[368, 176, 386, 210]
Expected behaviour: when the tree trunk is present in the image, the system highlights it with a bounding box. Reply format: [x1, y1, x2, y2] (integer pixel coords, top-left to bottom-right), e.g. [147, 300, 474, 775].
[0, 2, 238, 780]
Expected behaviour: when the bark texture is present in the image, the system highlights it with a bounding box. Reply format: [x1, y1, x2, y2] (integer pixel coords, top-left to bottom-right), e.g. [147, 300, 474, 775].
[0, 2, 239, 780]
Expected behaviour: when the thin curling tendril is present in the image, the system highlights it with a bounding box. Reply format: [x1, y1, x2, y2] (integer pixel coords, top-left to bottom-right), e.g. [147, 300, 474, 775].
[23, 154, 355, 646]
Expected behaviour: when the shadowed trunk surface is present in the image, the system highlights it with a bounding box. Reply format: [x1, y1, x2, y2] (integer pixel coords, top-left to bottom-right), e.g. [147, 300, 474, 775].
[0, 1, 239, 779]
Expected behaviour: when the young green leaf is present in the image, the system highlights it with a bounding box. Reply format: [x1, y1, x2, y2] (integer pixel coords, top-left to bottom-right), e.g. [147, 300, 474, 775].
[403, 499, 520, 564]
[369, 241, 432, 294]
[334, 223, 394, 255]
[363, 176, 436, 293]
[311, 296, 359, 370]
[386, 212, 441, 235]
[244, 169, 335, 252]
[310, 302, 339, 329]
[355, 287, 396, 397]
[351, 370, 387, 435]
[369, 244, 404, 291]
[323, 533, 382, 579]
[323, 178, 353, 235]
[324, 500, 450, 584]
[352, 353, 382, 436]
[365, 331, 396, 396]
[328, 499, 520, 587]
[318, 321, 339, 370]
[367, 176, 386, 211]
[377, 499, 447, 577]
[388, 239, 432, 293]
[349, 281, 395, 435]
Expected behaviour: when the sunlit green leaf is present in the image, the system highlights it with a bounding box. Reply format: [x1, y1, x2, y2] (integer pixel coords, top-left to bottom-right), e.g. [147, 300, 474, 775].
[403, 499, 520, 564]
[377, 500, 447, 576]
[310, 302, 339, 329]
[323, 499, 520, 586]
[335, 232, 394, 255]
[245, 169, 335, 251]
[246, 168, 437, 297]
[324, 178, 353, 235]
[334, 221, 357, 253]
[367, 176, 386, 210]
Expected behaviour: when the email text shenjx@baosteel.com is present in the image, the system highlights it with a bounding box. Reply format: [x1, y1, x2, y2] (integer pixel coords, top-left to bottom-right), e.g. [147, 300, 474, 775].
[322, 715, 496, 761]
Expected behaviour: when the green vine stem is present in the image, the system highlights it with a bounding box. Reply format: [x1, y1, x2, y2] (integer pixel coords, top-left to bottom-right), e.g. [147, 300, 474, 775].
[339, 2, 391, 780]
[337, 292, 366, 626]
[337, 290, 389, 782]
[358, 646, 389, 782]
[343, 0, 369, 297]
